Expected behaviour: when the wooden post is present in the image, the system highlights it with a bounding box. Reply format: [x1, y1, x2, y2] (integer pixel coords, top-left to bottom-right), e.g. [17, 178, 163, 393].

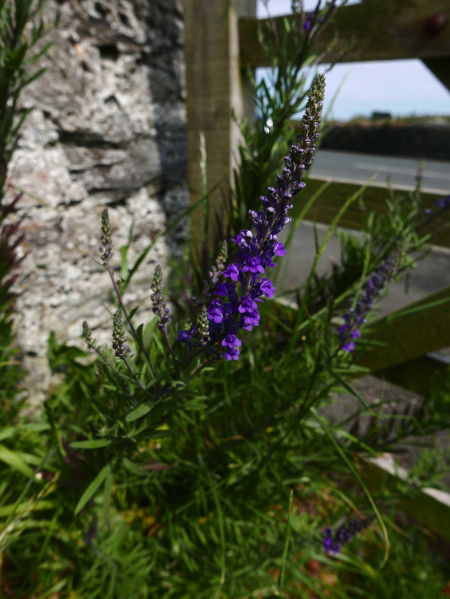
[422, 57, 450, 93]
[183, 0, 256, 258]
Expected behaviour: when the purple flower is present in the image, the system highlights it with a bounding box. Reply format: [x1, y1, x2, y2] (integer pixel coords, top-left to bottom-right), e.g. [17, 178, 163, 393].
[223, 263, 241, 282]
[242, 255, 265, 274]
[323, 519, 371, 556]
[176, 330, 192, 343]
[208, 300, 225, 324]
[436, 197, 450, 209]
[337, 252, 399, 352]
[241, 312, 260, 331]
[231, 231, 254, 250]
[273, 242, 287, 257]
[259, 279, 276, 299]
[177, 75, 326, 362]
[222, 334, 241, 349]
[223, 347, 240, 361]
[216, 282, 236, 297]
[176, 327, 198, 348]
[323, 529, 333, 555]
[238, 297, 258, 314]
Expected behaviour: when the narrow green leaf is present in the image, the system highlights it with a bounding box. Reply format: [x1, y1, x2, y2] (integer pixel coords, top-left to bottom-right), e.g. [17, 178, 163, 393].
[21, 422, 51, 432]
[386, 295, 450, 322]
[126, 402, 153, 422]
[128, 306, 139, 320]
[0, 444, 32, 476]
[136, 323, 144, 350]
[142, 317, 158, 349]
[74, 462, 112, 515]
[104, 472, 113, 528]
[278, 488, 293, 594]
[147, 429, 172, 439]
[120, 244, 129, 280]
[0, 428, 16, 442]
[70, 439, 112, 450]
[0, 500, 55, 518]
[123, 458, 150, 477]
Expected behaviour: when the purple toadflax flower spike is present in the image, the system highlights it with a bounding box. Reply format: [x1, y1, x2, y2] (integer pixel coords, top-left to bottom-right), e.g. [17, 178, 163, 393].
[323, 518, 371, 556]
[151, 265, 170, 332]
[337, 252, 400, 352]
[112, 310, 132, 358]
[177, 75, 326, 362]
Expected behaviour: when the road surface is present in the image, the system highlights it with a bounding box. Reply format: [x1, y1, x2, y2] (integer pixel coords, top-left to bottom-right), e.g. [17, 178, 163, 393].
[310, 150, 450, 196]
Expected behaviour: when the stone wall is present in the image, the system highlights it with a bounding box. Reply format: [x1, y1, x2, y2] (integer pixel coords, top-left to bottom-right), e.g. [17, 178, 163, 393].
[7, 0, 189, 404]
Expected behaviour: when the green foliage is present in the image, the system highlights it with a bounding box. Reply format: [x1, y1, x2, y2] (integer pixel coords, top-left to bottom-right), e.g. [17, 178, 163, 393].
[0, 0, 52, 197]
[340, 521, 450, 598]
[81, 520, 153, 599]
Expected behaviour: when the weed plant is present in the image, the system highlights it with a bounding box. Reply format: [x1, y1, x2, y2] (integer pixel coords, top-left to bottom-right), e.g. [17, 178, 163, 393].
[2, 1, 450, 598]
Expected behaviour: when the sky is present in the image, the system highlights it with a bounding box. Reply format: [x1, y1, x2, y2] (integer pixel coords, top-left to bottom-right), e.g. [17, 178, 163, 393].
[256, 0, 450, 121]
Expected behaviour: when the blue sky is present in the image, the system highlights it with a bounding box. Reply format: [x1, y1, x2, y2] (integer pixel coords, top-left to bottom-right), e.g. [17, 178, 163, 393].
[257, 0, 450, 121]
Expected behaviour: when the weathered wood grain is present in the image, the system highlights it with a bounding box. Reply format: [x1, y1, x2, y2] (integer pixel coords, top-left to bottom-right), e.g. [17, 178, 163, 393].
[422, 57, 450, 92]
[360, 455, 450, 541]
[375, 353, 450, 396]
[183, 0, 256, 257]
[357, 284, 450, 374]
[240, 0, 450, 68]
[295, 177, 450, 249]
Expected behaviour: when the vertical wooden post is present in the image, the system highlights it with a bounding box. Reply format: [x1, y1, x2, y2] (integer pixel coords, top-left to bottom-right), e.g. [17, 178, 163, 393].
[422, 57, 450, 93]
[183, 0, 256, 257]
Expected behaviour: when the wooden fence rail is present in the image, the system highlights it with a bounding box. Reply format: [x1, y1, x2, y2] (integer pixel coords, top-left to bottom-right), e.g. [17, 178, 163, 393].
[240, 0, 450, 78]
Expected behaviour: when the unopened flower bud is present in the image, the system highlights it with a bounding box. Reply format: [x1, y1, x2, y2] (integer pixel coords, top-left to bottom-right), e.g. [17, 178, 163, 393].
[82, 321, 96, 349]
[112, 310, 131, 358]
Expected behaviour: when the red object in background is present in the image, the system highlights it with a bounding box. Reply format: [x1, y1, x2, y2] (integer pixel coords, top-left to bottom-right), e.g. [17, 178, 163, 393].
[424, 13, 447, 37]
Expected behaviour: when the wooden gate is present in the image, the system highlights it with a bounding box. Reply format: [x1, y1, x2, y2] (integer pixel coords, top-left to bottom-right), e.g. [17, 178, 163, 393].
[183, 0, 450, 397]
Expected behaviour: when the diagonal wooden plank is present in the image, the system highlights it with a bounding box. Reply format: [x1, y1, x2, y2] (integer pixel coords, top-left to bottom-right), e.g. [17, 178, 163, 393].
[359, 455, 450, 541]
[295, 178, 450, 250]
[375, 352, 450, 396]
[273, 289, 450, 396]
[239, 0, 450, 68]
[357, 284, 450, 374]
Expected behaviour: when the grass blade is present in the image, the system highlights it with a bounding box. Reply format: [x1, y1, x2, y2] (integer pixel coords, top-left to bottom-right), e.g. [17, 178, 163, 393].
[74, 462, 112, 515]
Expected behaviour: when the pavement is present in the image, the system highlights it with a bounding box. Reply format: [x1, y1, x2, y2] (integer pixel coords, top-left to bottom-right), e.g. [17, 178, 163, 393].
[279, 220, 450, 319]
[310, 149, 450, 196]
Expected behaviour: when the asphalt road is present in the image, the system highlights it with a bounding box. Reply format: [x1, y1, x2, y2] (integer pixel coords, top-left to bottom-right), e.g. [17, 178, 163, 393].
[310, 150, 450, 196]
